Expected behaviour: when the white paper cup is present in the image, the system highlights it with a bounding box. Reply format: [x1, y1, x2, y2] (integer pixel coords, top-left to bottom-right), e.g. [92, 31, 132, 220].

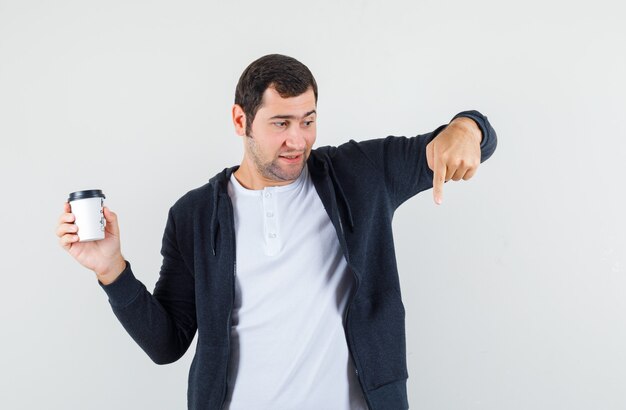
[68, 190, 106, 242]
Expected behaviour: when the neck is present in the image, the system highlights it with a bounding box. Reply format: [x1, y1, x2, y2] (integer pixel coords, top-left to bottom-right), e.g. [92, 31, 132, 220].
[234, 158, 296, 190]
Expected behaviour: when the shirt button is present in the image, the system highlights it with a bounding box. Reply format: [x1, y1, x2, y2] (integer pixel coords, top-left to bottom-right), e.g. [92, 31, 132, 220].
[264, 192, 271, 198]
[268, 233, 276, 238]
[266, 211, 274, 217]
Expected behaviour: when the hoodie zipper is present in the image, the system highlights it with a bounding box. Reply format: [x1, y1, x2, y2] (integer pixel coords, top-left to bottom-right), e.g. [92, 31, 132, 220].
[339, 218, 374, 410]
[324, 160, 373, 409]
[220, 194, 237, 409]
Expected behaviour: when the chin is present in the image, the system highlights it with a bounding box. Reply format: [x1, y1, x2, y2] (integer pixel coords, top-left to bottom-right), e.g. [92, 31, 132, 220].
[274, 164, 305, 182]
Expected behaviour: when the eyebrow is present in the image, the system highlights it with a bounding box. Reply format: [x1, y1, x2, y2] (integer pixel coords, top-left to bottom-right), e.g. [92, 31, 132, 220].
[268, 110, 317, 120]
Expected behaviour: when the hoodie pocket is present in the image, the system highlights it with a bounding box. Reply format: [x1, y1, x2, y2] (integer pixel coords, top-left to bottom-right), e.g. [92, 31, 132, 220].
[349, 288, 408, 391]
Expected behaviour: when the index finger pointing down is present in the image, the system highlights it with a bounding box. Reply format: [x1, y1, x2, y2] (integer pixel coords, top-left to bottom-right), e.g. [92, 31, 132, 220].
[433, 154, 446, 205]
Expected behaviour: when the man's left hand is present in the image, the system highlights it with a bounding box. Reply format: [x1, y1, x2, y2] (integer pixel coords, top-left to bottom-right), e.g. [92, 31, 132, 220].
[426, 117, 482, 205]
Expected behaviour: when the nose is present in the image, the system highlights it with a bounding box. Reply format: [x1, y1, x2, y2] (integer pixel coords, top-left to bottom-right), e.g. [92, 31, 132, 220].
[285, 129, 306, 152]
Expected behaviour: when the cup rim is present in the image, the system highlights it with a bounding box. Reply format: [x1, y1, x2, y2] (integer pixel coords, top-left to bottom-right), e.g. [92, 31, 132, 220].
[68, 189, 106, 202]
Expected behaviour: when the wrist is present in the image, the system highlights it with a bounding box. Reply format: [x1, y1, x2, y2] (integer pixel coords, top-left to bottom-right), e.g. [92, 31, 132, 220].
[96, 256, 126, 285]
[449, 117, 482, 144]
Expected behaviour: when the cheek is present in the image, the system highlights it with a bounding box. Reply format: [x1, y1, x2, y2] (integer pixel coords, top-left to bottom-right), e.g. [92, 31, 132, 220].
[263, 137, 285, 158]
[304, 125, 316, 147]
[250, 129, 281, 154]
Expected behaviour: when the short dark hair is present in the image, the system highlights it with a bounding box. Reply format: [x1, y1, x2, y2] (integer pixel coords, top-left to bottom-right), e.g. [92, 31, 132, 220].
[235, 54, 318, 133]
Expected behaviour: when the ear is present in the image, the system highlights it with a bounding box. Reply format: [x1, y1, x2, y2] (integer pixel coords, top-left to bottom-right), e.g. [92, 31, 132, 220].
[232, 104, 247, 137]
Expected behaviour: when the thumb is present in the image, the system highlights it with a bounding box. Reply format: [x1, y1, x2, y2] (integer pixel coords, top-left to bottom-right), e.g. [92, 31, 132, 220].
[102, 207, 120, 236]
[426, 140, 435, 171]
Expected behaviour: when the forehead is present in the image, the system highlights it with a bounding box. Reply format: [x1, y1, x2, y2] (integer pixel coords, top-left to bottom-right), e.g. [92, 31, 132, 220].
[256, 86, 316, 117]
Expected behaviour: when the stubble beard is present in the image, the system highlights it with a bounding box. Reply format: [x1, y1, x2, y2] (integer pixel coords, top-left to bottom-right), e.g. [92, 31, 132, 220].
[246, 133, 305, 182]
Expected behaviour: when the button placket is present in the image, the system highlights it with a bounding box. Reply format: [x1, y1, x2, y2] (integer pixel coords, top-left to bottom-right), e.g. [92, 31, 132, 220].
[262, 188, 280, 255]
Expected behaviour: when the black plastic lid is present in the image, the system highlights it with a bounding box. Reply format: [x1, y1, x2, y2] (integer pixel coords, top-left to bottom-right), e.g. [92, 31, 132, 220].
[68, 189, 106, 202]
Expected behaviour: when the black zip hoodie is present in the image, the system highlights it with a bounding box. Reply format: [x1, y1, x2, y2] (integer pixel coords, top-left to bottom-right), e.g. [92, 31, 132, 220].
[99, 110, 497, 409]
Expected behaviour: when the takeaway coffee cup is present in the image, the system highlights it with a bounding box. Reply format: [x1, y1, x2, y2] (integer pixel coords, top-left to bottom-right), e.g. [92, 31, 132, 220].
[67, 189, 106, 242]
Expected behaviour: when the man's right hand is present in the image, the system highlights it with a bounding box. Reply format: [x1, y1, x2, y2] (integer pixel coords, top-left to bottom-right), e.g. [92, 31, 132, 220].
[56, 202, 127, 285]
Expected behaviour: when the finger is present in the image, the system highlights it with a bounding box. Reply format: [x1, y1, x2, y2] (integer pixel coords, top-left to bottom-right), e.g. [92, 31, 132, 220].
[59, 232, 79, 250]
[56, 222, 78, 238]
[446, 165, 458, 182]
[432, 153, 447, 205]
[58, 214, 75, 225]
[59, 203, 75, 225]
[451, 167, 466, 181]
[462, 167, 477, 181]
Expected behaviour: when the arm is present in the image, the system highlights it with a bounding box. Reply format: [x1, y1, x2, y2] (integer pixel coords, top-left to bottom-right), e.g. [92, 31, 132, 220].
[352, 109, 497, 208]
[98, 207, 197, 365]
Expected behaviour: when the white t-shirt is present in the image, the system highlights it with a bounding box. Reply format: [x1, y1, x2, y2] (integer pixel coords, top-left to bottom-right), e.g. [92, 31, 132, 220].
[223, 164, 369, 410]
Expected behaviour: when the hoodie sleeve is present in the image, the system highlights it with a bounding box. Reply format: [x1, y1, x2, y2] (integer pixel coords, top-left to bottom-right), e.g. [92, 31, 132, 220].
[351, 110, 497, 208]
[98, 206, 197, 365]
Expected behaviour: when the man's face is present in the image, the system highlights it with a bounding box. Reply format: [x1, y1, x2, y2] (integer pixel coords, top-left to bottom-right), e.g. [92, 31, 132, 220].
[243, 86, 317, 184]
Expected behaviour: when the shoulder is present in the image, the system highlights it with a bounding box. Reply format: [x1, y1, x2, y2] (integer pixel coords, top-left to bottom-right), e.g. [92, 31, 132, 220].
[310, 139, 375, 163]
[172, 182, 212, 211]
[309, 139, 388, 183]
[170, 166, 236, 215]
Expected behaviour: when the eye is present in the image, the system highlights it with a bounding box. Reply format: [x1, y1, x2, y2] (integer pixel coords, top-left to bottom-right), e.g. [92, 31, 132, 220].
[303, 120, 315, 126]
[274, 121, 287, 128]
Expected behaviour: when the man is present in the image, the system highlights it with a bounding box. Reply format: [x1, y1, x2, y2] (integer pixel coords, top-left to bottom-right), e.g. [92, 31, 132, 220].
[57, 54, 497, 409]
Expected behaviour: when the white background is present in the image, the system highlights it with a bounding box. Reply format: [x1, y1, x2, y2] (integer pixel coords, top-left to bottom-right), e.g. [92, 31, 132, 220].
[1, 0, 625, 409]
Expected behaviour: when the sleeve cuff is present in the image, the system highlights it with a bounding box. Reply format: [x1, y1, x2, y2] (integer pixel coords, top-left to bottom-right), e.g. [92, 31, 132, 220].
[98, 260, 144, 308]
[450, 110, 488, 148]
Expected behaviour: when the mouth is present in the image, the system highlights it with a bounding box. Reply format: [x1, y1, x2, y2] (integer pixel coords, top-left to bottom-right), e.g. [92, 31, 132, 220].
[279, 153, 304, 164]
